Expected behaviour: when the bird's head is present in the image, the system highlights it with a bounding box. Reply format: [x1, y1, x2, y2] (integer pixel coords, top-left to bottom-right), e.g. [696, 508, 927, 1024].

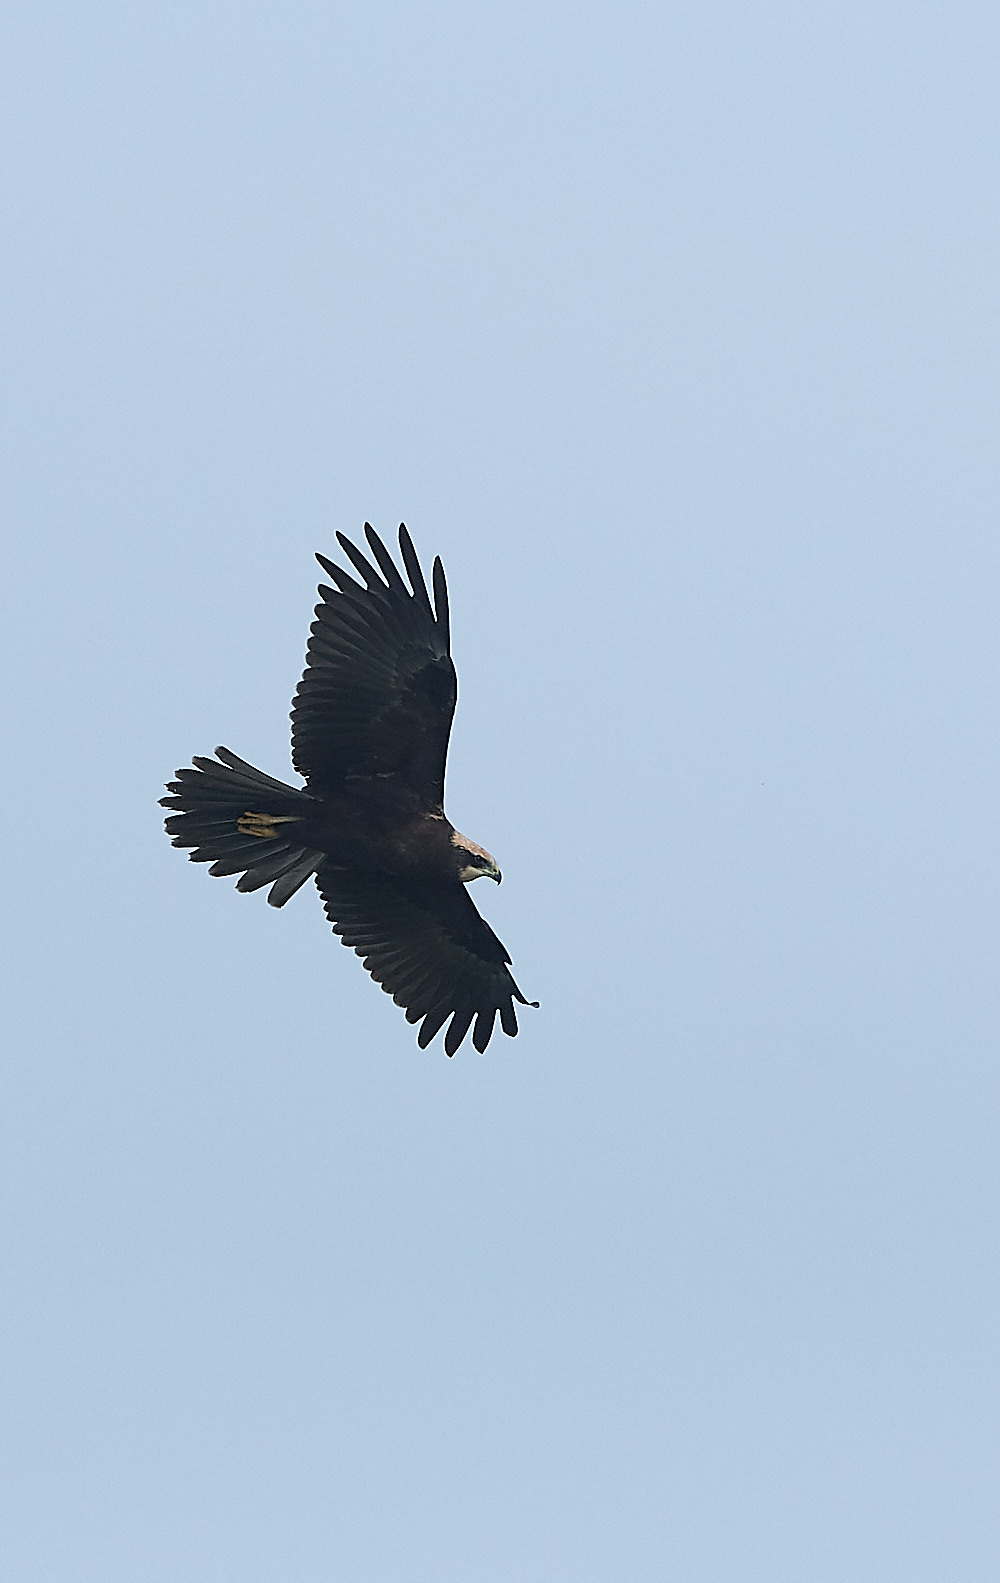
[452, 831, 502, 884]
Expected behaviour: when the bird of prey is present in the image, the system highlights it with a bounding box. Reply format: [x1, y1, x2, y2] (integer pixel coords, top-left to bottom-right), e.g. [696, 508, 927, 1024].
[161, 523, 536, 1055]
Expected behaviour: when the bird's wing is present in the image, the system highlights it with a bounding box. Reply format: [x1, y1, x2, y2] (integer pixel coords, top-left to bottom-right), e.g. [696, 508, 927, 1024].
[315, 865, 536, 1055]
[291, 523, 456, 807]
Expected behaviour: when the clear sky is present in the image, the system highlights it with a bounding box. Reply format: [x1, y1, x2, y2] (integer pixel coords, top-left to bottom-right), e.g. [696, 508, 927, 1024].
[2, 3, 998, 1578]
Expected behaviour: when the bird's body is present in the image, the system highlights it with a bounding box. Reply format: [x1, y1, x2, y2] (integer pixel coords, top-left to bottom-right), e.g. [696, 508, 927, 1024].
[162, 524, 534, 1055]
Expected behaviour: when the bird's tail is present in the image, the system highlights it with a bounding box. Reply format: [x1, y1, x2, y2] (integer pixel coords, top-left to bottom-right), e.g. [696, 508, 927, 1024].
[161, 747, 325, 908]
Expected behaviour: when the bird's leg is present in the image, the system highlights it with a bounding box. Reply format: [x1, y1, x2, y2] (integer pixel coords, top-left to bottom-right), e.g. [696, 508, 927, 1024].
[237, 812, 301, 840]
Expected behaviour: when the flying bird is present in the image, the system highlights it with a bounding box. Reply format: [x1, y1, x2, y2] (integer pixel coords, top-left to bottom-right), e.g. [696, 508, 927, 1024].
[162, 523, 536, 1055]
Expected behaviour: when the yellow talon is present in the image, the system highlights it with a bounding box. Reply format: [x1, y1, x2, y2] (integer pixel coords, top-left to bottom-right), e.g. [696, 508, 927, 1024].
[237, 811, 298, 839]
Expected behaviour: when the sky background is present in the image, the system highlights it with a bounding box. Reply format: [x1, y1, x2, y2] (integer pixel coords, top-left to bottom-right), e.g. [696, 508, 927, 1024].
[2, 2, 999, 1578]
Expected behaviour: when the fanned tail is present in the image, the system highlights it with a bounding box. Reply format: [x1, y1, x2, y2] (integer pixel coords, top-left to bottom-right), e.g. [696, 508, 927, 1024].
[160, 747, 324, 908]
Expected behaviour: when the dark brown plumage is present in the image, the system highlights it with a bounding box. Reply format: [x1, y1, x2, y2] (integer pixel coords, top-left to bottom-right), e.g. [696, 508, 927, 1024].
[161, 524, 535, 1055]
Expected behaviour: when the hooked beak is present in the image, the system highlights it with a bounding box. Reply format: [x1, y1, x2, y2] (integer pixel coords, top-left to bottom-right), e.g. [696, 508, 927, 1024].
[493, 869, 502, 884]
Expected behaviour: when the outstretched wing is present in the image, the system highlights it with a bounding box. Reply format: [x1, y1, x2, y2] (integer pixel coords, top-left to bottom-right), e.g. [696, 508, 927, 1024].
[291, 523, 455, 807]
[315, 865, 536, 1055]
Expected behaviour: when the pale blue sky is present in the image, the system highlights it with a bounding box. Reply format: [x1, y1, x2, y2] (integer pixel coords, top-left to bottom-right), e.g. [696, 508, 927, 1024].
[2, 3, 998, 1578]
